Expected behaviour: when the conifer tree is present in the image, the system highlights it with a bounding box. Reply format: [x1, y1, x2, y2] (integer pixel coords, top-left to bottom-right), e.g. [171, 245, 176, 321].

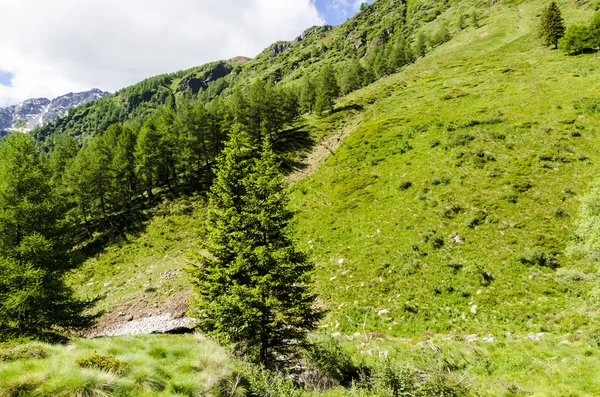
[314, 64, 340, 115]
[388, 36, 415, 73]
[339, 58, 365, 95]
[190, 128, 322, 366]
[590, 11, 600, 48]
[109, 125, 138, 207]
[539, 1, 565, 49]
[413, 32, 429, 58]
[135, 119, 162, 199]
[0, 134, 91, 335]
[299, 74, 317, 114]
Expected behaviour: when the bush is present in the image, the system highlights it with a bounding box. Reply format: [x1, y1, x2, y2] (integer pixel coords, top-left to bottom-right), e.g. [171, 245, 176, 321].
[519, 248, 559, 269]
[239, 362, 303, 397]
[399, 181, 413, 190]
[303, 337, 359, 385]
[0, 344, 48, 361]
[76, 353, 130, 376]
[417, 373, 469, 397]
[371, 360, 416, 397]
[574, 97, 600, 114]
[590, 330, 600, 347]
[560, 25, 595, 54]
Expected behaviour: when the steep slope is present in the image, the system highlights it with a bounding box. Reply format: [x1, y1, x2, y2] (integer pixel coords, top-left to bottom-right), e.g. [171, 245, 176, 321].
[290, 1, 600, 336]
[0, 89, 108, 135]
[64, 0, 600, 338]
[32, 0, 457, 145]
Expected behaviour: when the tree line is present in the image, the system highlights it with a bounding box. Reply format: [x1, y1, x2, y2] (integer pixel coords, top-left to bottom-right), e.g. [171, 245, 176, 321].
[0, 37, 424, 339]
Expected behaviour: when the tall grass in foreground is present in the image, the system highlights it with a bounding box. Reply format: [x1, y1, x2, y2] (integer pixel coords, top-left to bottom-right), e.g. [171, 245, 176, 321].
[2, 333, 600, 396]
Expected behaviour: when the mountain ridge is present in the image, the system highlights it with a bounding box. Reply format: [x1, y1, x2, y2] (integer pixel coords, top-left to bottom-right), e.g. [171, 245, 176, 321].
[0, 88, 109, 135]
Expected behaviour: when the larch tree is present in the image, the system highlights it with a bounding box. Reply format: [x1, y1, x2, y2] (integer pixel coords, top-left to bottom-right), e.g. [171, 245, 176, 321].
[314, 64, 340, 115]
[0, 133, 91, 336]
[189, 127, 322, 367]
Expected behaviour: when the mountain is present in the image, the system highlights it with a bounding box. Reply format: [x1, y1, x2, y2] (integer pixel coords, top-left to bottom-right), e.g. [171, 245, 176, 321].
[0, 88, 108, 135]
[4, 0, 600, 395]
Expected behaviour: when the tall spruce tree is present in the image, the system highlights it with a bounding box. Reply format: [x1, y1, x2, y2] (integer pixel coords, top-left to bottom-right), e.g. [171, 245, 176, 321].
[0, 134, 91, 335]
[539, 1, 565, 48]
[190, 128, 322, 366]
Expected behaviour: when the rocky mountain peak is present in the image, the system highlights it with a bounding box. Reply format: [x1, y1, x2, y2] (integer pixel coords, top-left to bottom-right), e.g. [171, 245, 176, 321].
[0, 89, 109, 135]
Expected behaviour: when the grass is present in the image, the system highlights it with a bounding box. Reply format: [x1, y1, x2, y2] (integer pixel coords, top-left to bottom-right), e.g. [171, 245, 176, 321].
[2, 332, 600, 396]
[290, 0, 600, 336]
[0, 334, 239, 397]
[50, 0, 600, 394]
[68, 196, 207, 320]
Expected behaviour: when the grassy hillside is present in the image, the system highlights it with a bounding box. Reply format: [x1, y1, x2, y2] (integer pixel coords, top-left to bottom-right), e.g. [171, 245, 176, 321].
[291, 1, 600, 336]
[4, 0, 600, 396]
[70, 0, 600, 336]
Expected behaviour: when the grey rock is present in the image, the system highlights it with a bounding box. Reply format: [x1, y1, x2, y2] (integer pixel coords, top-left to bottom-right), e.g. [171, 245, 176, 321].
[0, 89, 108, 135]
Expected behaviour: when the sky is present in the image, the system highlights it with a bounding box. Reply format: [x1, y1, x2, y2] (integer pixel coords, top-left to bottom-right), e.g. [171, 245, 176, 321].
[0, 0, 371, 107]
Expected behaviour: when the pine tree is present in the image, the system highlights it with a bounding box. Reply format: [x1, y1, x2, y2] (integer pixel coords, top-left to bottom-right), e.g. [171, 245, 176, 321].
[539, 1, 565, 49]
[0, 134, 91, 335]
[135, 119, 162, 199]
[388, 36, 415, 73]
[108, 124, 138, 207]
[314, 64, 340, 115]
[190, 129, 322, 366]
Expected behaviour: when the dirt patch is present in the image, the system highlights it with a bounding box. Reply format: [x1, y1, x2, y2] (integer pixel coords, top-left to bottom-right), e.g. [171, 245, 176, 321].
[286, 117, 362, 184]
[84, 290, 191, 337]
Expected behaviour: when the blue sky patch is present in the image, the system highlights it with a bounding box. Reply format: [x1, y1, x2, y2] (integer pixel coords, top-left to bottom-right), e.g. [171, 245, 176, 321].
[0, 71, 13, 87]
[314, 0, 374, 26]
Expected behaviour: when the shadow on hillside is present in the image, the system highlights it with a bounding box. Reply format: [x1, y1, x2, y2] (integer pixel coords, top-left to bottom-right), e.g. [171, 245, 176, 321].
[273, 124, 316, 174]
[68, 185, 208, 268]
[332, 103, 364, 114]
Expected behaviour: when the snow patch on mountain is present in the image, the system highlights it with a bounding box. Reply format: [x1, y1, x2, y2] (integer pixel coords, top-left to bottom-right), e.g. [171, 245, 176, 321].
[0, 89, 109, 135]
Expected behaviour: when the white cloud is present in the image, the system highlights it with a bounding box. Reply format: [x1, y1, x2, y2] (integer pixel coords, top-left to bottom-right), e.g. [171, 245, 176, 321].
[0, 0, 324, 106]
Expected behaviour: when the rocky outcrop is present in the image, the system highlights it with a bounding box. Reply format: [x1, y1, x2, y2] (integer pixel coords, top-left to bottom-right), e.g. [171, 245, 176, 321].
[89, 313, 197, 337]
[268, 41, 293, 57]
[177, 62, 233, 95]
[0, 89, 108, 135]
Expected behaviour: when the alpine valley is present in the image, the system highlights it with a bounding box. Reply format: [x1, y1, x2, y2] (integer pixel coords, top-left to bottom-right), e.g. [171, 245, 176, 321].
[1, 0, 600, 396]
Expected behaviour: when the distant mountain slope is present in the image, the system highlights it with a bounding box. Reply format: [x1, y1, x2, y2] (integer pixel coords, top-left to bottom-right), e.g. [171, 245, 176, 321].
[0, 88, 108, 135]
[33, 0, 449, 145]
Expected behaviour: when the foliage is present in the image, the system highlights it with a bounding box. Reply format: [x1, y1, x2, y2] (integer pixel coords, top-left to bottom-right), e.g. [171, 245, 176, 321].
[77, 353, 130, 376]
[560, 25, 595, 54]
[539, 1, 565, 48]
[0, 134, 92, 336]
[0, 344, 47, 361]
[190, 132, 322, 366]
[315, 64, 341, 115]
[303, 337, 359, 385]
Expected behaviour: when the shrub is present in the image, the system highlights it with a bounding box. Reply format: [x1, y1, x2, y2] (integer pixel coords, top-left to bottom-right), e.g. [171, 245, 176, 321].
[399, 181, 413, 190]
[589, 330, 600, 347]
[303, 337, 359, 385]
[560, 25, 595, 54]
[519, 248, 559, 269]
[574, 97, 600, 114]
[0, 344, 48, 361]
[239, 362, 303, 397]
[417, 373, 469, 397]
[76, 353, 130, 376]
[371, 360, 416, 397]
